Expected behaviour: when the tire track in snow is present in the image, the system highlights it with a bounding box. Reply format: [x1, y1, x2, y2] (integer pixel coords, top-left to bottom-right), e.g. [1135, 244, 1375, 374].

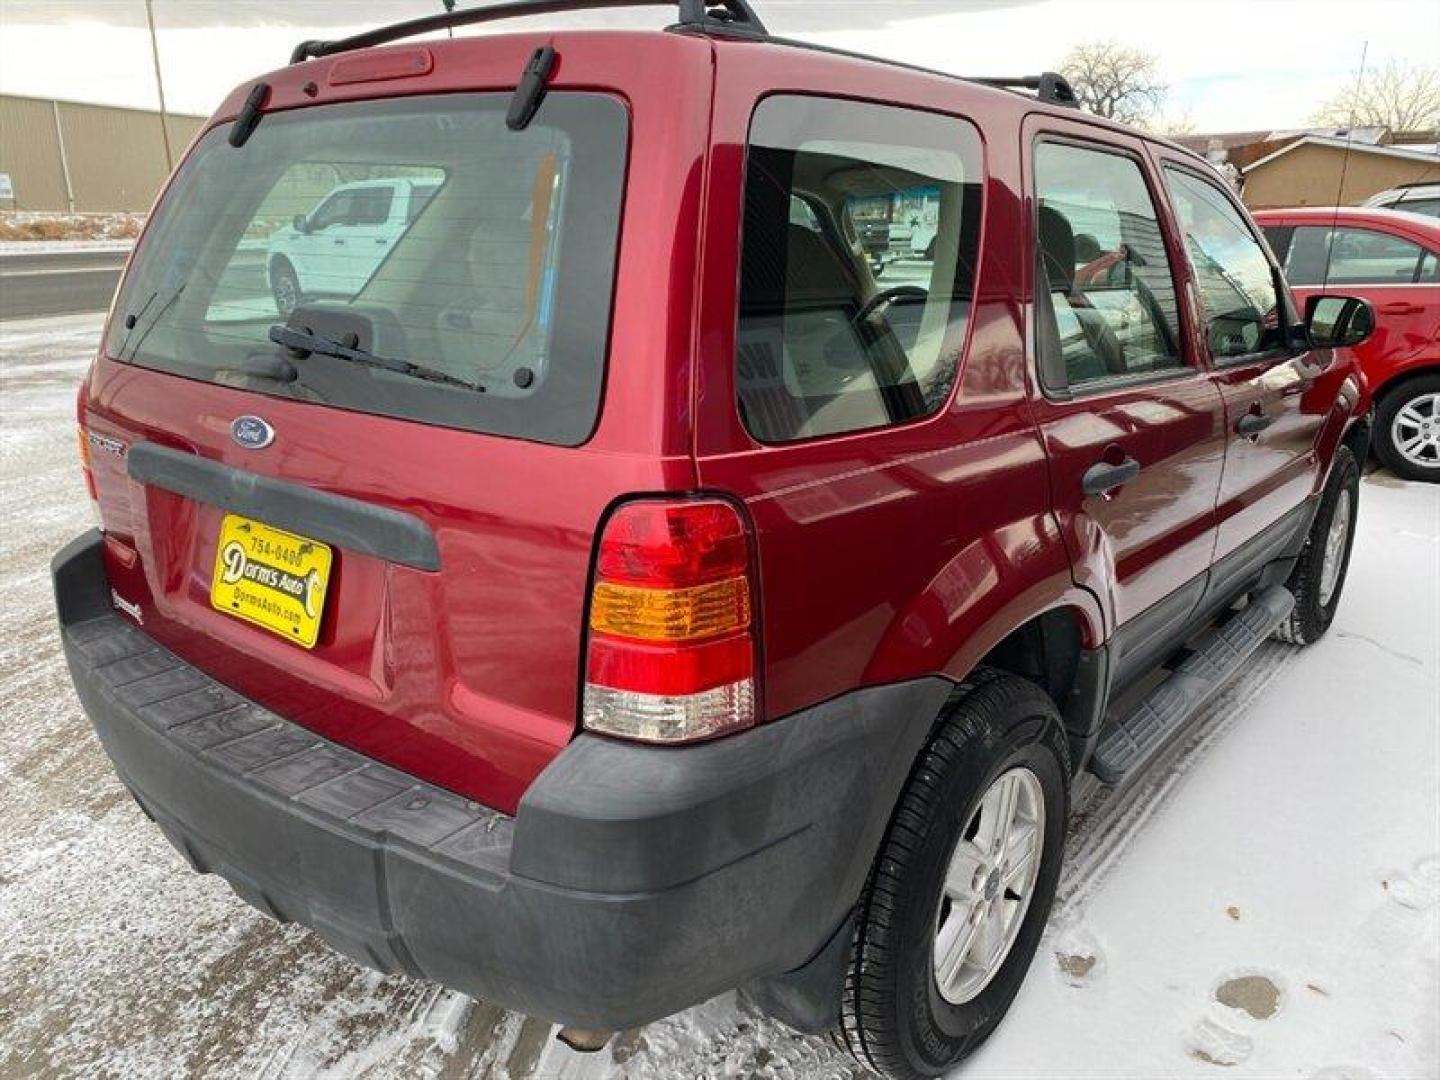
[1056, 641, 1302, 914]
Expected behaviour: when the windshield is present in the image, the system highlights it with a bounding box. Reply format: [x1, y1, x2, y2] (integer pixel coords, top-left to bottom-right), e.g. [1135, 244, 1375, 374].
[105, 93, 628, 446]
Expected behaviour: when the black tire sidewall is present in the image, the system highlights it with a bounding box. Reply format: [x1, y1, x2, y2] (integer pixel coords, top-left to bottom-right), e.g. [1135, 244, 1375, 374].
[1286, 446, 1360, 642]
[857, 679, 1069, 1076]
[1375, 374, 1440, 482]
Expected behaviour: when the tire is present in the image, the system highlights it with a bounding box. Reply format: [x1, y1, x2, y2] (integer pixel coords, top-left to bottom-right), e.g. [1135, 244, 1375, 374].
[270, 258, 302, 317]
[839, 669, 1070, 1079]
[1274, 445, 1360, 645]
[1374, 373, 1440, 482]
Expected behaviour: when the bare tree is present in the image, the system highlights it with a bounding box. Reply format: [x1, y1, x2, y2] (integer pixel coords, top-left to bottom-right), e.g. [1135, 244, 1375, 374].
[1059, 40, 1167, 126]
[1148, 110, 1199, 138]
[1312, 61, 1440, 133]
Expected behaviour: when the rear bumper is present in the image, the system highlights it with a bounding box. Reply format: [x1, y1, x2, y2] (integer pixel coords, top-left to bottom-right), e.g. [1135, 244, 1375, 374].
[53, 530, 947, 1031]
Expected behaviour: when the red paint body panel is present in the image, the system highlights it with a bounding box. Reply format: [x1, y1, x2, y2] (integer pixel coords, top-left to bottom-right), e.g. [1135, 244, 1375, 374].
[76, 28, 1363, 816]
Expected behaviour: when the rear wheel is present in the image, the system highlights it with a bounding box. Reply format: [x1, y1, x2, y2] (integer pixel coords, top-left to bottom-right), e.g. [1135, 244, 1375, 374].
[270, 258, 302, 317]
[839, 671, 1069, 1079]
[1375, 374, 1440, 482]
[1275, 445, 1360, 645]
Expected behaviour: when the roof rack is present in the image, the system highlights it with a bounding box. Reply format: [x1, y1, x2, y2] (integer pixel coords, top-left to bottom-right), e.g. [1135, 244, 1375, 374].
[289, 0, 768, 63]
[969, 73, 1079, 108]
[286, 1, 1081, 115]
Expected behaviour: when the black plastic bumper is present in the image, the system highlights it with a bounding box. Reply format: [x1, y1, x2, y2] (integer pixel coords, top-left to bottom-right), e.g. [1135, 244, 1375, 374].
[53, 530, 949, 1031]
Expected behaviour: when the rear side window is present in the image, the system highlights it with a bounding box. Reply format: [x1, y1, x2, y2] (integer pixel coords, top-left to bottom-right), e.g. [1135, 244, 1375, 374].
[105, 93, 628, 447]
[1284, 225, 1435, 286]
[1033, 141, 1185, 391]
[735, 96, 983, 444]
[1164, 167, 1284, 360]
[1398, 197, 1440, 219]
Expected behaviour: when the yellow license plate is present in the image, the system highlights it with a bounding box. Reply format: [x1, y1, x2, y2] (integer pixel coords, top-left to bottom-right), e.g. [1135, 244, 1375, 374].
[210, 514, 333, 649]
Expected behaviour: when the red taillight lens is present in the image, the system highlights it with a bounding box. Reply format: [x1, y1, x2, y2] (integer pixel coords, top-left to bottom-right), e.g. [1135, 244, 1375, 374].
[596, 500, 750, 586]
[583, 499, 758, 743]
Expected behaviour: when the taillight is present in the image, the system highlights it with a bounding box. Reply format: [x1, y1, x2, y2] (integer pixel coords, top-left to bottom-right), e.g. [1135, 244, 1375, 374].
[582, 498, 759, 743]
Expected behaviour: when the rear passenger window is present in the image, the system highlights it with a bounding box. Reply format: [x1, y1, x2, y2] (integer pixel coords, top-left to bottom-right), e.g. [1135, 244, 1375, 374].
[1033, 142, 1185, 391]
[1164, 167, 1285, 359]
[1285, 226, 1431, 286]
[735, 96, 983, 444]
[1398, 197, 1440, 219]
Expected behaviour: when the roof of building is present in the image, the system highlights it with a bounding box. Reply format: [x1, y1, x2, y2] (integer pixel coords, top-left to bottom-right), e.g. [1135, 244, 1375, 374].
[1174, 126, 1390, 154]
[1243, 135, 1440, 173]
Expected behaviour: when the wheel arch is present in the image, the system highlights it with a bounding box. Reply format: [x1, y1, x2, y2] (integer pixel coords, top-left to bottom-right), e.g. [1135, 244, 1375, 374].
[1373, 361, 1440, 408]
[955, 603, 1109, 775]
[268, 252, 296, 282]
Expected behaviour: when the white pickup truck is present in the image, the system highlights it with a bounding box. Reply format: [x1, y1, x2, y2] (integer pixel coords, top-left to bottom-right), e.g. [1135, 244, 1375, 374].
[267, 178, 439, 314]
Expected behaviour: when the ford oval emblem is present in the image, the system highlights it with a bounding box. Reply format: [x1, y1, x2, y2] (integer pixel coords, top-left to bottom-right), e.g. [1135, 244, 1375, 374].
[231, 415, 275, 449]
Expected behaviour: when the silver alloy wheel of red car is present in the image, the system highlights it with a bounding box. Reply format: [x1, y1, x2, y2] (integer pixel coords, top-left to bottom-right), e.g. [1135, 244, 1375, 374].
[1391, 391, 1440, 472]
[933, 766, 1046, 1005]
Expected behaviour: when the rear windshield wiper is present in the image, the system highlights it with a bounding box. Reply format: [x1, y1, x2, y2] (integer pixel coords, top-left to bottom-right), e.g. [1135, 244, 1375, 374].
[268, 324, 487, 394]
[120, 283, 186, 361]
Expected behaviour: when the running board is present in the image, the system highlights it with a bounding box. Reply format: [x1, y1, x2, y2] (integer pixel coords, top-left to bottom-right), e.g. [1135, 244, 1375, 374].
[1089, 586, 1295, 784]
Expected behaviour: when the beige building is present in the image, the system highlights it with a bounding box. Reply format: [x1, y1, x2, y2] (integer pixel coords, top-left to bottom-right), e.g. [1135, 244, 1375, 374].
[1241, 136, 1440, 210]
[0, 94, 207, 213]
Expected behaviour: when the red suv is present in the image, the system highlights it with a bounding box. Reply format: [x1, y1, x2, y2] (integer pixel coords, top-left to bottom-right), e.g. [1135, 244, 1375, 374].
[1255, 206, 1440, 481]
[53, 3, 1377, 1076]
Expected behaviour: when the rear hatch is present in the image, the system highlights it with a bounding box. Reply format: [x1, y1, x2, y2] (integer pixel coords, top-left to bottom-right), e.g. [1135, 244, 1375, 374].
[80, 36, 705, 814]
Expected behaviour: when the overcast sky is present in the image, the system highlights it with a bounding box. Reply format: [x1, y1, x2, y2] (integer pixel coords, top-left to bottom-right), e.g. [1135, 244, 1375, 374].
[2, 0, 1437, 132]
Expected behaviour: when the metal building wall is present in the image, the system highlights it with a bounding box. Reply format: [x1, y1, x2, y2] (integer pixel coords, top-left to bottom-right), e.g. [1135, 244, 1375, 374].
[0, 96, 69, 210]
[0, 94, 206, 212]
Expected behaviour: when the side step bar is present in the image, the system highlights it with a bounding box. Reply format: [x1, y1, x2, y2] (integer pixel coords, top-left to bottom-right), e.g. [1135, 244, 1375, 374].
[1090, 586, 1295, 784]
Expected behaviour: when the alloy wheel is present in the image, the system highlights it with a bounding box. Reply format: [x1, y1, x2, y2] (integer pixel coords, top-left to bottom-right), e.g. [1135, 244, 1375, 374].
[933, 766, 1046, 1005]
[1392, 392, 1440, 471]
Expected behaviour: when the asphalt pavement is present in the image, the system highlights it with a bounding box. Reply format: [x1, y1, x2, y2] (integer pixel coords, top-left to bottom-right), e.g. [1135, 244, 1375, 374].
[0, 249, 129, 321]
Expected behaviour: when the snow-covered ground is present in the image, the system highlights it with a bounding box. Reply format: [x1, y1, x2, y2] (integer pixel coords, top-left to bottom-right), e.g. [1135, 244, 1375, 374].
[2, 314, 1436, 1079]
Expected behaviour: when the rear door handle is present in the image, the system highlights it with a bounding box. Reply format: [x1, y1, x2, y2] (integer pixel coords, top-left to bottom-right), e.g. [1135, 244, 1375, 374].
[1082, 457, 1141, 497]
[334, 238, 347, 246]
[1236, 412, 1274, 436]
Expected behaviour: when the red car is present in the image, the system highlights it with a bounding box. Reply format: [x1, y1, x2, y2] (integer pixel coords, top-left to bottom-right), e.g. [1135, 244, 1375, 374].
[53, 3, 1375, 1076]
[1256, 206, 1440, 481]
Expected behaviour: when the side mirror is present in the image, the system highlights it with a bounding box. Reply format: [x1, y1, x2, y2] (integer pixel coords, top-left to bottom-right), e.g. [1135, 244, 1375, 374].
[1305, 294, 1375, 349]
[293, 214, 310, 233]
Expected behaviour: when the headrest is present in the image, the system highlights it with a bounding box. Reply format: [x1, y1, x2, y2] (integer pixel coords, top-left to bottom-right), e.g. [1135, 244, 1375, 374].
[1038, 204, 1076, 289]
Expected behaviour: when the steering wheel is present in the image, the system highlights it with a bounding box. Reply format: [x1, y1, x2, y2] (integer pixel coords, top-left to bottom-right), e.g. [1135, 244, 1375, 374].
[853, 285, 929, 326]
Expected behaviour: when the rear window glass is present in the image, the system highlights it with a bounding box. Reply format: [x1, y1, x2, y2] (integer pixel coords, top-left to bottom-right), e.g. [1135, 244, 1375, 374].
[735, 95, 983, 444]
[1284, 225, 1435, 286]
[105, 93, 628, 447]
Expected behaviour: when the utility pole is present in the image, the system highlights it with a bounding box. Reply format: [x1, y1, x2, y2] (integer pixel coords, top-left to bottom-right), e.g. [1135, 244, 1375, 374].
[145, 0, 174, 172]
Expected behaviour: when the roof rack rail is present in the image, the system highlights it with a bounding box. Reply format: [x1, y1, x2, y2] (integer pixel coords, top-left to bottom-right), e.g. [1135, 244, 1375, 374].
[970, 72, 1079, 108]
[289, 0, 768, 63]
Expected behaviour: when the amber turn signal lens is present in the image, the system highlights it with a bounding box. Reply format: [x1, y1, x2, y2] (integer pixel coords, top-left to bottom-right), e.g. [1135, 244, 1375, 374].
[590, 575, 750, 643]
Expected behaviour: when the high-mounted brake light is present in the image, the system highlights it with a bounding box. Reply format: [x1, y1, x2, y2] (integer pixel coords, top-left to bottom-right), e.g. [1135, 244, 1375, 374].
[582, 499, 759, 743]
